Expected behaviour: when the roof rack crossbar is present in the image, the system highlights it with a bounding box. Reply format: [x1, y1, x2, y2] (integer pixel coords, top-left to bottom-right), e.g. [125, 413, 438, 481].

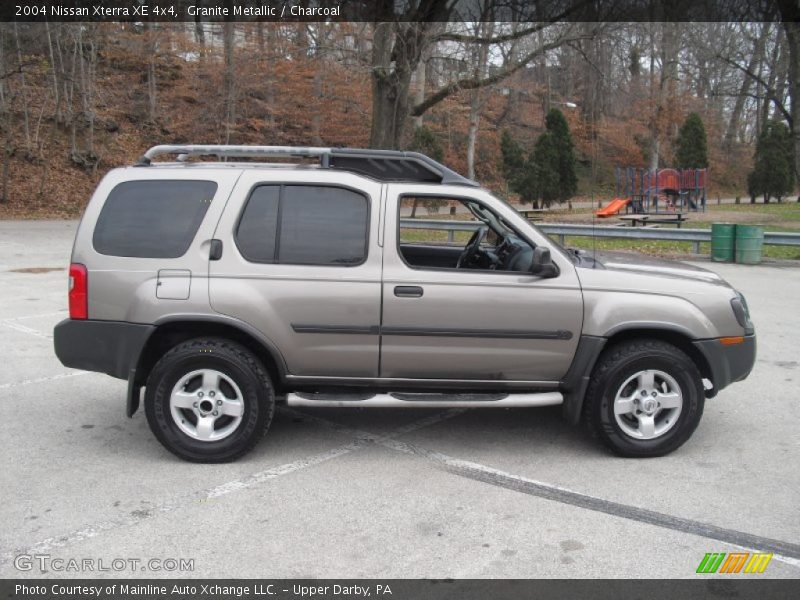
[135, 144, 478, 187]
[138, 145, 330, 164]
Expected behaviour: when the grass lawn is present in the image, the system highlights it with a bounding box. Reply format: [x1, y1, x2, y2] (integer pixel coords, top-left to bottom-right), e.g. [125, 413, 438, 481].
[558, 236, 800, 261]
[401, 201, 800, 261]
[555, 202, 800, 259]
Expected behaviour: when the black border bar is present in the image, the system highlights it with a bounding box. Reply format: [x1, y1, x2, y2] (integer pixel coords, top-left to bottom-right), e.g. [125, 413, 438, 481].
[2, 579, 799, 600]
[1, 0, 789, 23]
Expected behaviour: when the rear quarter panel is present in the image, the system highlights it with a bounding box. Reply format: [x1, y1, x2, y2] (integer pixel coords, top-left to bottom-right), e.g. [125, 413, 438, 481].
[72, 167, 242, 322]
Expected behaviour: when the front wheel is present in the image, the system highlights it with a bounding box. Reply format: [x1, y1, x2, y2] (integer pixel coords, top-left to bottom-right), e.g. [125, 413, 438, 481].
[145, 338, 275, 463]
[585, 340, 704, 457]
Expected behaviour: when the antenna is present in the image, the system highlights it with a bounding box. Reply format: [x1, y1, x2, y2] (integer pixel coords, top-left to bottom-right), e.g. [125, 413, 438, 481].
[590, 99, 598, 266]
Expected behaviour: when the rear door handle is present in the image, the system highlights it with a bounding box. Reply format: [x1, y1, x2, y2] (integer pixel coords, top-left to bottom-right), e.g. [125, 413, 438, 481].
[209, 239, 223, 261]
[394, 286, 424, 298]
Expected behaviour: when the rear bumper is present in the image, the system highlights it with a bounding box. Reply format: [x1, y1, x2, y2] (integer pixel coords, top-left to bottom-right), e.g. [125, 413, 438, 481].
[693, 334, 756, 396]
[53, 319, 154, 380]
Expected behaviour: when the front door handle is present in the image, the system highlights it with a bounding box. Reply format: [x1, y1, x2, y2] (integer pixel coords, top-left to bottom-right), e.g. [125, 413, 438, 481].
[394, 286, 424, 298]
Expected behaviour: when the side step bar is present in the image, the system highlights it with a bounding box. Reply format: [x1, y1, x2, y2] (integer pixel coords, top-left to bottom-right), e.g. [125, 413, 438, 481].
[286, 391, 563, 409]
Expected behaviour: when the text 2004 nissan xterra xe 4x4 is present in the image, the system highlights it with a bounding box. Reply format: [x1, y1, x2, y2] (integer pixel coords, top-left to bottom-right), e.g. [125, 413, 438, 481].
[54, 145, 755, 462]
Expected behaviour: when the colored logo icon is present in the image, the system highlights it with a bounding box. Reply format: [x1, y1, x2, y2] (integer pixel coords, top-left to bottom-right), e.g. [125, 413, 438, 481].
[696, 552, 773, 574]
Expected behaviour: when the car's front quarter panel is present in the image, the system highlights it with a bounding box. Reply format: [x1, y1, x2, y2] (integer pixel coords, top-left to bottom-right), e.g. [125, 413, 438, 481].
[577, 267, 746, 340]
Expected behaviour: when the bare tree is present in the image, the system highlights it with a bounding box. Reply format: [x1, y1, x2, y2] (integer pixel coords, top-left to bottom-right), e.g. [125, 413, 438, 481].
[223, 18, 236, 142]
[466, 18, 494, 179]
[648, 22, 679, 170]
[0, 25, 10, 203]
[725, 24, 770, 147]
[779, 0, 800, 182]
[144, 22, 159, 124]
[12, 23, 30, 147]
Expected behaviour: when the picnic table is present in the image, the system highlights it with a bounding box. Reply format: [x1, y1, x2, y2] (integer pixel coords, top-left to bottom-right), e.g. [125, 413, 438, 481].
[618, 213, 689, 228]
[518, 209, 545, 222]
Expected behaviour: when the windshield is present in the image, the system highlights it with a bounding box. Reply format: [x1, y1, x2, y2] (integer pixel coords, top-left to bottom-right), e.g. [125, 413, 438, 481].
[464, 199, 513, 237]
[487, 191, 576, 262]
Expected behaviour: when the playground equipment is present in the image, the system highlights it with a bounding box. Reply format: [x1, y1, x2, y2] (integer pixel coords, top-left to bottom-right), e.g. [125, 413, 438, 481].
[597, 167, 707, 217]
[596, 197, 630, 217]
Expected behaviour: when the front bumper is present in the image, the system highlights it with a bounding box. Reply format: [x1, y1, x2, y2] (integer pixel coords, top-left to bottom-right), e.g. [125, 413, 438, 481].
[693, 334, 756, 396]
[53, 319, 154, 380]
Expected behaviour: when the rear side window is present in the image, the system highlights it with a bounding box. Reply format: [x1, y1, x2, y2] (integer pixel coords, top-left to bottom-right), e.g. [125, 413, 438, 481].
[93, 180, 217, 258]
[236, 185, 369, 265]
[234, 186, 280, 262]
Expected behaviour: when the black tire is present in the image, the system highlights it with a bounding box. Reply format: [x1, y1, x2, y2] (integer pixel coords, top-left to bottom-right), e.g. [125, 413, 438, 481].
[585, 339, 704, 458]
[144, 337, 275, 463]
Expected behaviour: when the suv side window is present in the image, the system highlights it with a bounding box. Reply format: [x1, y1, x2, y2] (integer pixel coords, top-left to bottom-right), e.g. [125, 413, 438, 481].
[93, 180, 217, 258]
[398, 195, 535, 273]
[236, 185, 369, 266]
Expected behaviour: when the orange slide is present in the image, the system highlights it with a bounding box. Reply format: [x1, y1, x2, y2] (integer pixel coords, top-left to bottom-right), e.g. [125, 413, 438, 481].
[595, 197, 630, 217]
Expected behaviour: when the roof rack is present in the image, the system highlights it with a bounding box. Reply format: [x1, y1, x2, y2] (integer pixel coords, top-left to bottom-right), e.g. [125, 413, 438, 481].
[135, 145, 479, 187]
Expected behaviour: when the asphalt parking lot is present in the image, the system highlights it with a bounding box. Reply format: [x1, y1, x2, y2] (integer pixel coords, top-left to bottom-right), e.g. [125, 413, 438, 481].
[1, 220, 799, 579]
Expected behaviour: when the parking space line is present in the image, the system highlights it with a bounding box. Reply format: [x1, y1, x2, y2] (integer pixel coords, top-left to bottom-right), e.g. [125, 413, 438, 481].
[0, 408, 461, 565]
[292, 410, 800, 567]
[4, 310, 67, 322]
[0, 320, 52, 339]
[0, 371, 90, 390]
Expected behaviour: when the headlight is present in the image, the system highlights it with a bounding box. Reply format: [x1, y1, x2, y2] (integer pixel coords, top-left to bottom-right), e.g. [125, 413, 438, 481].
[730, 292, 751, 329]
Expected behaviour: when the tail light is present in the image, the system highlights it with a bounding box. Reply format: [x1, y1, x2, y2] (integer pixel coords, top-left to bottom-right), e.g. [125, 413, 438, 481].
[68, 263, 88, 320]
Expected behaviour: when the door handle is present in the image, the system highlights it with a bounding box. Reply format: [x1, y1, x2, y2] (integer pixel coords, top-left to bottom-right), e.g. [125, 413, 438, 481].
[209, 239, 223, 261]
[394, 286, 424, 298]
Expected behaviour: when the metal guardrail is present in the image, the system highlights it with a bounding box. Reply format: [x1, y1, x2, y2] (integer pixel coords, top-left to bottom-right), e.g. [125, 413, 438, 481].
[399, 219, 800, 254]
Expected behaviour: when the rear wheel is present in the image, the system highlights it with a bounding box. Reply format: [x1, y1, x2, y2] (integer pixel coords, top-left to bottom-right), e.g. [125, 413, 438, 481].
[145, 338, 275, 463]
[585, 340, 704, 457]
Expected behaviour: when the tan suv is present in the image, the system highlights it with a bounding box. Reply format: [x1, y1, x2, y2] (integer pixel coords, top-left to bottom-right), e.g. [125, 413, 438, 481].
[54, 145, 755, 462]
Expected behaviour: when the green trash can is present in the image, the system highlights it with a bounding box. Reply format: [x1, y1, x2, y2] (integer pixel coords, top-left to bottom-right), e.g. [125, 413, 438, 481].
[711, 223, 736, 262]
[735, 225, 764, 264]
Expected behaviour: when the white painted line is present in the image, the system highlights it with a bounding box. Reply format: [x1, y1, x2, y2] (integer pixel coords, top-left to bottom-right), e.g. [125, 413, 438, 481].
[0, 408, 461, 564]
[297, 411, 800, 570]
[0, 320, 52, 340]
[5, 310, 67, 322]
[0, 370, 90, 390]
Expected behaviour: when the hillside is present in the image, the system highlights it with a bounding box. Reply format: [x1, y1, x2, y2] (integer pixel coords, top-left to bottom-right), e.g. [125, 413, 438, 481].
[0, 23, 759, 218]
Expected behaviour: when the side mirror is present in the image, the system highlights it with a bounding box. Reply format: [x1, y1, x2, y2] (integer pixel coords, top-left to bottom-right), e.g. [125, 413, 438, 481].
[530, 246, 558, 278]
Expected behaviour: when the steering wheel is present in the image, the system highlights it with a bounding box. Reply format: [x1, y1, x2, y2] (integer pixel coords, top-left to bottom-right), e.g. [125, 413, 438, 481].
[456, 226, 488, 268]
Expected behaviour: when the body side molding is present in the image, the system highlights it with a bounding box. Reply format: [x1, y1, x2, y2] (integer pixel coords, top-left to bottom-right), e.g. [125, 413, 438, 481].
[291, 323, 573, 340]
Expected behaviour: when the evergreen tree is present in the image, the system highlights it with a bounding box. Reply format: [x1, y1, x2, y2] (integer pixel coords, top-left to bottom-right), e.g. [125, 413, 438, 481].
[748, 120, 795, 203]
[675, 112, 709, 169]
[500, 130, 525, 191]
[544, 108, 578, 201]
[500, 114, 576, 207]
[530, 132, 560, 207]
[409, 126, 444, 162]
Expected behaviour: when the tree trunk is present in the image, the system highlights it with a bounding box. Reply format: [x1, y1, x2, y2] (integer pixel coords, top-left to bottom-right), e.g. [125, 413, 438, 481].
[648, 23, 658, 170]
[310, 24, 329, 146]
[194, 16, 206, 59]
[725, 23, 769, 148]
[761, 36, 781, 127]
[0, 26, 7, 203]
[67, 28, 78, 158]
[783, 17, 800, 185]
[369, 22, 416, 149]
[223, 19, 236, 143]
[649, 22, 678, 171]
[466, 103, 479, 179]
[143, 22, 158, 124]
[412, 57, 426, 130]
[256, 22, 264, 54]
[45, 22, 62, 124]
[466, 21, 493, 180]
[12, 23, 30, 146]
